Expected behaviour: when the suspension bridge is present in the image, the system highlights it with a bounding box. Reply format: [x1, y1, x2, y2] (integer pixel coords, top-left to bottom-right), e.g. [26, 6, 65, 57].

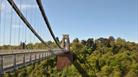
[0, 0, 74, 76]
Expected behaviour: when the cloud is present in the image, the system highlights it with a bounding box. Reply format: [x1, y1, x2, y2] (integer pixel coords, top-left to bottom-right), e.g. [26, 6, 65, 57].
[20, 4, 38, 10]
[0, 1, 38, 13]
[12, 24, 22, 29]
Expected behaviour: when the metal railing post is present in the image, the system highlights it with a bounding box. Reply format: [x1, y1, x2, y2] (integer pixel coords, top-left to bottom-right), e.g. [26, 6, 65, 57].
[39, 53, 40, 60]
[0, 56, 3, 76]
[23, 53, 25, 66]
[13, 54, 16, 71]
[30, 53, 32, 63]
[35, 53, 36, 61]
[45, 52, 46, 58]
[42, 53, 44, 59]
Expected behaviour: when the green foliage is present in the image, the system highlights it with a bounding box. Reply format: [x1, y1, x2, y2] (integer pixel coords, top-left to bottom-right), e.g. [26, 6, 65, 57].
[18, 69, 27, 77]
[3, 36, 138, 77]
[4, 72, 12, 77]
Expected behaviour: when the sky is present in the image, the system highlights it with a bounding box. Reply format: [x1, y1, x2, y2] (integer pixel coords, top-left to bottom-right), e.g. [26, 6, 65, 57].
[0, 0, 138, 45]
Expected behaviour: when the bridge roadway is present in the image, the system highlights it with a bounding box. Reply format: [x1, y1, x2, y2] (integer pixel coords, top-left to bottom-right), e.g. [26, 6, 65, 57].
[0, 49, 65, 74]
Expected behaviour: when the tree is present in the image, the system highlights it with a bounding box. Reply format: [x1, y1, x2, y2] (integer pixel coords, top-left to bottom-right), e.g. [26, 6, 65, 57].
[115, 38, 126, 48]
[81, 40, 87, 46]
[86, 38, 94, 48]
[108, 36, 115, 42]
[73, 38, 79, 43]
[26, 43, 34, 49]
[3, 36, 138, 77]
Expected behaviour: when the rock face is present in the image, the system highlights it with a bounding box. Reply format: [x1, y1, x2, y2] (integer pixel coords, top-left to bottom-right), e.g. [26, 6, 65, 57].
[56, 52, 73, 71]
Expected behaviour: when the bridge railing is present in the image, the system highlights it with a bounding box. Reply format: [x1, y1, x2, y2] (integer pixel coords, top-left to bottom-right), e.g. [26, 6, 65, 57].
[0, 49, 64, 75]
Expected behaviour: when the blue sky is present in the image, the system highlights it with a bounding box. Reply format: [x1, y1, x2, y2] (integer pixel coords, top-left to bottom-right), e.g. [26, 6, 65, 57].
[0, 0, 138, 45]
[43, 0, 138, 42]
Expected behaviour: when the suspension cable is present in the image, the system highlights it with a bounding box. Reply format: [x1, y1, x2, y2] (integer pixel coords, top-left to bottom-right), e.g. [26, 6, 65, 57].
[29, 3, 32, 44]
[32, 4, 35, 44]
[25, 3, 27, 43]
[0, 0, 2, 46]
[18, 0, 21, 46]
[32, 4, 37, 45]
[36, 0, 62, 49]
[9, 2, 13, 47]
[3, 1, 6, 45]
[33, 5, 39, 46]
[7, 0, 51, 49]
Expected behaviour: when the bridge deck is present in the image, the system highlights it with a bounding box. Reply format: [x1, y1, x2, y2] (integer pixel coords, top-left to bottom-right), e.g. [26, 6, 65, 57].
[0, 49, 64, 74]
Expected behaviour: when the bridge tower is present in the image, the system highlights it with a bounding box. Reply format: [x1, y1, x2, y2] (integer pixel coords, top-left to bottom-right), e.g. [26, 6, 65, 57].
[61, 34, 70, 52]
[57, 34, 73, 70]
